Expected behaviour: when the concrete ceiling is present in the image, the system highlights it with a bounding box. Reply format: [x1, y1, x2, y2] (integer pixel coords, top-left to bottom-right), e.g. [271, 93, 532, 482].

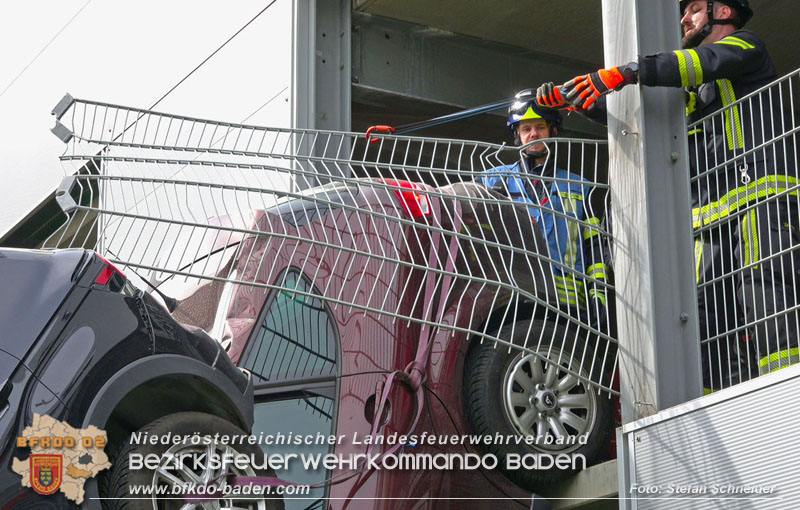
[349, 0, 799, 174]
[355, 0, 605, 66]
[354, 0, 800, 75]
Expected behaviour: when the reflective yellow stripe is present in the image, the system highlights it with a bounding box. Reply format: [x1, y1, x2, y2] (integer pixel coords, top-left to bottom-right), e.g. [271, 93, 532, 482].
[554, 275, 584, 286]
[553, 275, 586, 307]
[674, 49, 703, 87]
[555, 291, 580, 306]
[760, 348, 800, 367]
[674, 50, 690, 87]
[564, 212, 580, 269]
[742, 210, 750, 266]
[562, 193, 584, 201]
[691, 175, 799, 228]
[751, 210, 760, 266]
[714, 40, 749, 50]
[686, 91, 697, 116]
[554, 282, 585, 297]
[727, 36, 755, 49]
[687, 127, 703, 136]
[717, 79, 744, 150]
[554, 284, 578, 290]
[583, 217, 601, 240]
[587, 263, 608, 281]
[742, 209, 760, 269]
[687, 49, 703, 85]
[694, 235, 704, 283]
[716, 36, 755, 49]
[759, 348, 800, 374]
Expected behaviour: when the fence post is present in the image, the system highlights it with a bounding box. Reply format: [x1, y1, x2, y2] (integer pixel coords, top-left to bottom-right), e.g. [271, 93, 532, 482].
[601, 0, 702, 427]
[292, 0, 352, 189]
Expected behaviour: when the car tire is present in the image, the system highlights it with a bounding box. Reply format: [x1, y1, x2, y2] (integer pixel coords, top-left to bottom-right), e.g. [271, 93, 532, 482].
[464, 319, 613, 489]
[100, 412, 284, 510]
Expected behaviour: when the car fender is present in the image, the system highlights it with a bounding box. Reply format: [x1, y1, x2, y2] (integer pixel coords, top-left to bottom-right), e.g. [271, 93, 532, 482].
[77, 355, 253, 510]
[81, 353, 254, 432]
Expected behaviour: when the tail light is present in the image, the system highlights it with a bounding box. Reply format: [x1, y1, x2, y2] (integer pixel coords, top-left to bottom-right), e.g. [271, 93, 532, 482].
[94, 253, 126, 287]
[378, 179, 432, 218]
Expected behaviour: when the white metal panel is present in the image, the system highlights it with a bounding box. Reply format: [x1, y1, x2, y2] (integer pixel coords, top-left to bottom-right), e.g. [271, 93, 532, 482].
[625, 365, 800, 509]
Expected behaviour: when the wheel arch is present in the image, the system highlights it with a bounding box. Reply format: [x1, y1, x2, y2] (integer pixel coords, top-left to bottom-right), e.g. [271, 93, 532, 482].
[81, 354, 254, 454]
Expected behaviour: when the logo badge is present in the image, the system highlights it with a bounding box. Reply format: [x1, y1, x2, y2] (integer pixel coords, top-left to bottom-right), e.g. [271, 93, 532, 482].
[30, 455, 63, 495]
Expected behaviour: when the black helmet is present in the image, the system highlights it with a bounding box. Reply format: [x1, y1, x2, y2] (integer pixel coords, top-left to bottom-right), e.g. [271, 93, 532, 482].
[506, 89, 563, 140]
[679, 0, 753, 28]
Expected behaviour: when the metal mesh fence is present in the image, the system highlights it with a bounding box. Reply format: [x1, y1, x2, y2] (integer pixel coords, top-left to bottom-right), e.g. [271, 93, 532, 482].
[45, 95, 617, 395]
[689, 69, 800, 390]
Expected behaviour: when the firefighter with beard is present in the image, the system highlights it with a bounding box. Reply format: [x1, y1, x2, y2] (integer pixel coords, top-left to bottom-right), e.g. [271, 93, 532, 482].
[476, 91, 612, 333]
[537, 0, 799, 388]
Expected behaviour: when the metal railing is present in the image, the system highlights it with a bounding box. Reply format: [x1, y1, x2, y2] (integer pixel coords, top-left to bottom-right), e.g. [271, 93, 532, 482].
[689, 68, 800, 390]
[45, 94, 618, 395]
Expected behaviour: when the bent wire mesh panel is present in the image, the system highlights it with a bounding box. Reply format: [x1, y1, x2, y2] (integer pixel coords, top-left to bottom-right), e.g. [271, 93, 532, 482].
[45, 94, 617, 395]
[689, 69, 800, 390]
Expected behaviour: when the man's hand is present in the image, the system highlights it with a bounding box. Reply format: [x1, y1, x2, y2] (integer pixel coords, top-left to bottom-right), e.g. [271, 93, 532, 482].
[562, 64, 638, 110]
[536, 82, 567, 108]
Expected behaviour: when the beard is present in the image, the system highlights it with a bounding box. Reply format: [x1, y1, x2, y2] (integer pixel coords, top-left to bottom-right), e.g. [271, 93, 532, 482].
[682, 26, 706, 48]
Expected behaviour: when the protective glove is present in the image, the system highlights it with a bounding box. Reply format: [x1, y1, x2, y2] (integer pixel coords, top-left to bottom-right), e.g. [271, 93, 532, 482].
[536, 82, 568, 109]
[562, 63, 638, 110]
[588, 288, 610, 334]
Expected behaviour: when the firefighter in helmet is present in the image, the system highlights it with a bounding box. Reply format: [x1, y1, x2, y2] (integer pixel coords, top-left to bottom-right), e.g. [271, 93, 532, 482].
[537, 0, 799, 386]
[476, 91, 611, 331]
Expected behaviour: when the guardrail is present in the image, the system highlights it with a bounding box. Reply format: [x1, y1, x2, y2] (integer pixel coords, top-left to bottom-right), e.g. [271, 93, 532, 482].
[687, 68, 800, 390]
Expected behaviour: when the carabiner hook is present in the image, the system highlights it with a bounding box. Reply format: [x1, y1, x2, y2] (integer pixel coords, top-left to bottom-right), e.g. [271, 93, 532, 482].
[365, 125, 396, 144]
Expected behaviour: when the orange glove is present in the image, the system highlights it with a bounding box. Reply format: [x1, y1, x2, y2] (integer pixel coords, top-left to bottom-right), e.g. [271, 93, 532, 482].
[563, 64, 638, 110]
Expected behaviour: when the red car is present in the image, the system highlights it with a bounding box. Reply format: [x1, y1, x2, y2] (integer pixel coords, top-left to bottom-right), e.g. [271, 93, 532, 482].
[175, 177, 617, 509]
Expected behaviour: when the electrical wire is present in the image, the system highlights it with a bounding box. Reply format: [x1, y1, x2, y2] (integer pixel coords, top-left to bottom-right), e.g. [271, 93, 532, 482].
[240, 86, 289, 124]
[147, 0, 281, 111]
[0, 0, 94, 99]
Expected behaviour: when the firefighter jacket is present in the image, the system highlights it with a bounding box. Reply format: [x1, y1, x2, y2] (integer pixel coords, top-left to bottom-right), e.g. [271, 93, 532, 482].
[582, 30, 799, 372]
[476, 159, 609, 310]
[639, 30, 796, 225]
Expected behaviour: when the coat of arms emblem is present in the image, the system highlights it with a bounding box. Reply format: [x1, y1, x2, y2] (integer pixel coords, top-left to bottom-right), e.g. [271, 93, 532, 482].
[30, 455, 63, 495]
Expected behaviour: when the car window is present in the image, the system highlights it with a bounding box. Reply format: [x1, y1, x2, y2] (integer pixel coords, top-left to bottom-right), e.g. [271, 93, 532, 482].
[252, 396, 334, 509]
[270, 181, 360, 228]
[239, 269, 337, 383]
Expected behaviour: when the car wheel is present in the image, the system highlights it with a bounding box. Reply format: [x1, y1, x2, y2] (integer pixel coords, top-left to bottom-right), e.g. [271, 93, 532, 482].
[464, 319, 613, 489]
[100, 412, 284, 510]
